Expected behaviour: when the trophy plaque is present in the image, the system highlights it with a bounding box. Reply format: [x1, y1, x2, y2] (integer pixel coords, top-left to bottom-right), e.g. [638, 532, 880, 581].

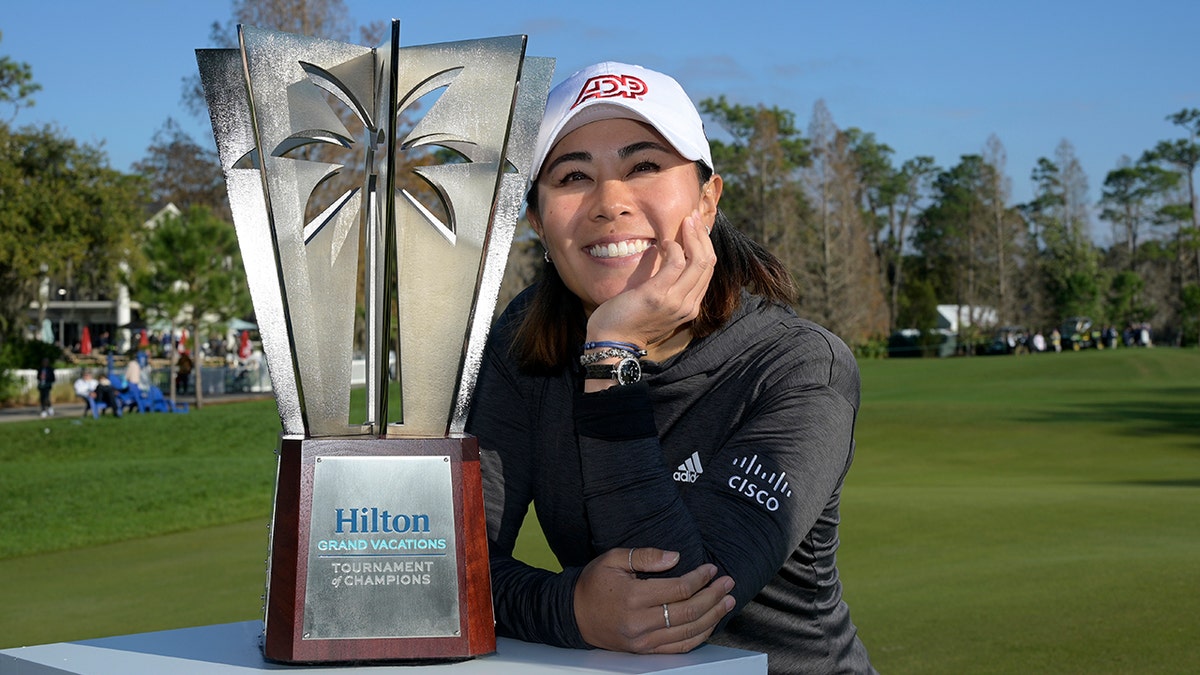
[196, 20, 553, 663]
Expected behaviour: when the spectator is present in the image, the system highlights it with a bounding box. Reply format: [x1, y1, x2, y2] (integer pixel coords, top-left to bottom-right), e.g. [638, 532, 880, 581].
[124, 354, 144, 390]
[1101, 325, 1117, 349]
[95, 373, 123, 416]
[1032, 331, 1047, 353]
[97, 330, 113, 354]
[73, 370, 120, 417]
[135, 350, 153, 389]
[73, 369, 97, 408]
[37, 357, 56, 417]
[176, 350, 193, 394]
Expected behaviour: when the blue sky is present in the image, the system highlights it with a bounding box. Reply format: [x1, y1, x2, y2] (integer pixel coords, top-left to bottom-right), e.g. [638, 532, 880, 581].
[4, 1, 1198, 245]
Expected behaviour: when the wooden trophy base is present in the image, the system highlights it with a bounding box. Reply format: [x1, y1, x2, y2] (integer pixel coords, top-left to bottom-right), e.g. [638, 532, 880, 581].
[262, 436, 494, 663]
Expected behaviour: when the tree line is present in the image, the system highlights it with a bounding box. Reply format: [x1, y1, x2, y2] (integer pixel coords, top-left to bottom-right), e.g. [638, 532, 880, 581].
[2, 0, 1198, 381]
[698, 97, 1200, 352]
[0, 28, 248, 406]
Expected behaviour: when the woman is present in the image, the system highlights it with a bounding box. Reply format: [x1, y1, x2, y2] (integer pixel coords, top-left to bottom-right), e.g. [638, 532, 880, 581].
[467, 62, 875, 674]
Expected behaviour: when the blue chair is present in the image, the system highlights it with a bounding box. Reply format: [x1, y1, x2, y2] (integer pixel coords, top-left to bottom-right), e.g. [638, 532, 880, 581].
[80, 395, 101, 419]
[120, 383, 151, 414]
[147, 386, 189, 413]
[80, 395, 108, 419]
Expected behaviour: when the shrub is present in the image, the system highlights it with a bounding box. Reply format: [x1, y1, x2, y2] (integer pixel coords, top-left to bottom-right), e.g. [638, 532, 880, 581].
[0, 338, 66, 405]
[853, 334, 890, 360]
[4, 338, 66, 369]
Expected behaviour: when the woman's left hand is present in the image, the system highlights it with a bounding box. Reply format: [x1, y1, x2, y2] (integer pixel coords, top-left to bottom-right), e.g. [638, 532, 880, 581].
[573, 546, 736, 654]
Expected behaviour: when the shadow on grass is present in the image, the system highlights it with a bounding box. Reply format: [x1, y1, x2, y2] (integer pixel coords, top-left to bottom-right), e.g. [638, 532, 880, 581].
[1112, 478, 1200, 488]
[1018, 387, 1200, 449]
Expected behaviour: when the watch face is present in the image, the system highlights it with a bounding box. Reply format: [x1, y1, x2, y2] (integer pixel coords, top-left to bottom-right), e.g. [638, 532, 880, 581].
[615, 357, 642, 385]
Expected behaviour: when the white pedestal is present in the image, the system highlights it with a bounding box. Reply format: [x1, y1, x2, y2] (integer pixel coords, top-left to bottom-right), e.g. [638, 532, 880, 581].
[0, 621, 766, 674]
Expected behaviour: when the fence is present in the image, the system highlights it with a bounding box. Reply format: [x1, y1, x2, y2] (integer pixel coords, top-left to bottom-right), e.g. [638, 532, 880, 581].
[7, 355, 383, 404]
[8, 363, 273, 403]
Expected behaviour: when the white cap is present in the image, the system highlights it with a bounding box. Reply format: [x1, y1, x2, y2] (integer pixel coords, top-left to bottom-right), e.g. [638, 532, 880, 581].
[529, 61, 713, 180]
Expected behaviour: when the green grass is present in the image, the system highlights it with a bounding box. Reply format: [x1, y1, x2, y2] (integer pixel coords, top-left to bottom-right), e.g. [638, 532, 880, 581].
[0, 520, 272, 648]
[1, 348, 1198, 673]
[0, 398, 281, 558]
[840, 348, 1200, 673]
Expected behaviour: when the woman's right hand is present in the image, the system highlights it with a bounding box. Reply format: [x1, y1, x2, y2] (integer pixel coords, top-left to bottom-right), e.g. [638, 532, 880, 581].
[585, 211, 716, 353]
[573, 546, 736, 654]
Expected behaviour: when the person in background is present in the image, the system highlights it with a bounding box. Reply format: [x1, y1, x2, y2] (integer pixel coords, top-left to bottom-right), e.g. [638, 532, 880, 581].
[468, 61, 874, 673]
[175, 349, 193, 394]
[73, 369, 121, 417]
[124, 354, 142, 390]
[73, 369, 97, 414]
[1032, 330, 1047, 353]
[37, 357, 56, 417]
[97, 330, 112, 354]
[137, 350, 153, 389]
[95, 372, 123, 417]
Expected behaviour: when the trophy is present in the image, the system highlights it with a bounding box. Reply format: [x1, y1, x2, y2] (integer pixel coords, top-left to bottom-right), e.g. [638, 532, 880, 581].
[196, 20, 553, 663]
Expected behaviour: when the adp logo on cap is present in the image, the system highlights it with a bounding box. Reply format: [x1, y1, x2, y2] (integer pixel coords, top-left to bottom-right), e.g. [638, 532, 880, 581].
[572, 74, 649, 109]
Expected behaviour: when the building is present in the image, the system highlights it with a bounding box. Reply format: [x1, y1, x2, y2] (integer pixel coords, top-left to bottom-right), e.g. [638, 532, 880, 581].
[935, 304, 998, 334]
[26, 204, 181, 354]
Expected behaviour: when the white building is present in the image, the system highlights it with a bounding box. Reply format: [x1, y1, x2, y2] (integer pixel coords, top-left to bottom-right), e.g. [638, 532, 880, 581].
[935, 304, 998, 334]
[27, 204, 181, 353]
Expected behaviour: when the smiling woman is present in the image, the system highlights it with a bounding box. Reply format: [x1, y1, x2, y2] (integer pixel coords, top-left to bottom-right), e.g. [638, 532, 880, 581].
[530, 118, 719, 322]
[466, 62, 876, 674]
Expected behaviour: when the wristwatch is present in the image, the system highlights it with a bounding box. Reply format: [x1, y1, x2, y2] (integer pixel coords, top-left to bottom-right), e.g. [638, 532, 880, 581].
[583, 355, 642, 385]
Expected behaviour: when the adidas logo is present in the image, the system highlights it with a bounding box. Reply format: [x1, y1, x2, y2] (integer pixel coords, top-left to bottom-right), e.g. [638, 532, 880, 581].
[673, 451, 703, 483]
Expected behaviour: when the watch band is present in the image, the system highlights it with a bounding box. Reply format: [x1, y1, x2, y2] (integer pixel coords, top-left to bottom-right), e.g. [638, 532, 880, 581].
[580, 347, 639, 367]
[584, 363, 617, 379]
[584, 356, 642, 385]
[581, 340, 647, 356]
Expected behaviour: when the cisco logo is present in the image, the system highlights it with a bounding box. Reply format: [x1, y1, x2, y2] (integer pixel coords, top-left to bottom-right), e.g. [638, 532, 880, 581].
[727, 455, 793, 512]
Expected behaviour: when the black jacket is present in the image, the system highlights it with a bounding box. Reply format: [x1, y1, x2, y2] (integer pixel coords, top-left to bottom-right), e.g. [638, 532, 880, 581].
[468, 289, 875, 674]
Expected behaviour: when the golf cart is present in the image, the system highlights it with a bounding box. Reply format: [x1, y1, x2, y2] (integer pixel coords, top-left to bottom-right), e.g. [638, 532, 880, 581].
[1060, 317, 1099, 350]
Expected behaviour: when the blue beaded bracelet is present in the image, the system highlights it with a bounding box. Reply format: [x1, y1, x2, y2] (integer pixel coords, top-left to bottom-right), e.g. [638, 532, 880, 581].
[581, 340, 646, 356]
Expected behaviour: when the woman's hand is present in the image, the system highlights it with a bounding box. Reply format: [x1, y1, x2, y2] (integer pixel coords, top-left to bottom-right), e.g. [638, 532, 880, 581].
[586, 210, 717, 354]
[573, 546, 736, 654]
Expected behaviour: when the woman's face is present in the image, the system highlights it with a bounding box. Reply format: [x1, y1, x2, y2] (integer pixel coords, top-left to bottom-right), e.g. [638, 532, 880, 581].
[529, 118, 720, 313]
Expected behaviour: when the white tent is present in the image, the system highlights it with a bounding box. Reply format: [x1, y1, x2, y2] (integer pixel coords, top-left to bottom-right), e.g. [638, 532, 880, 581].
[936, 305, 997, 333]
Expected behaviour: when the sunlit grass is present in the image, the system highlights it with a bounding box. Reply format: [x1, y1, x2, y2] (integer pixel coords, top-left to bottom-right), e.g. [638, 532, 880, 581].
[2, 348, 1198, 673]
[840, 348, 1200, 673]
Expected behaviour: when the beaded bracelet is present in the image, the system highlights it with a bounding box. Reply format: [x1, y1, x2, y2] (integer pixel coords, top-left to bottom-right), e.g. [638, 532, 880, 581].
[581, 340, 647, 356]
[579, 348, 641, 367]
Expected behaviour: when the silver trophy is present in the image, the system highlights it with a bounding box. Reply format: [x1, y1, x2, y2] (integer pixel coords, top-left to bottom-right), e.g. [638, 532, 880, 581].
[197, 20, 552, 663]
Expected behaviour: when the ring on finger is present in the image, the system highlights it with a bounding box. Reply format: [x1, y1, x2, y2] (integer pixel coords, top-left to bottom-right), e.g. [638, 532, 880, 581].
[662, 603, 671, 629]
[628, 548, 637, 574]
